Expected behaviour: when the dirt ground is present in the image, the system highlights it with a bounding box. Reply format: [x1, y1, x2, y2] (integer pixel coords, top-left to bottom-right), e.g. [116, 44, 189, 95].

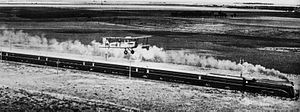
[0, 86, 138, 112]
[0, 61, 299, 111]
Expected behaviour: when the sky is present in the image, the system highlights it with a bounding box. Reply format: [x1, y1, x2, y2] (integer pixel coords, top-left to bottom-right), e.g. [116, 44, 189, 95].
[1, 0, 299, 6]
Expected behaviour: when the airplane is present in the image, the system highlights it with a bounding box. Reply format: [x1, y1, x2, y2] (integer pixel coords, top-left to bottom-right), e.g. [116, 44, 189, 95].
[101, 35, 151, 54]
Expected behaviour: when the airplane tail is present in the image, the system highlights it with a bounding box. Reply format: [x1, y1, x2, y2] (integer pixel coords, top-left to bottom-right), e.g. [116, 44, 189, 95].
[102, 38, 109, 46]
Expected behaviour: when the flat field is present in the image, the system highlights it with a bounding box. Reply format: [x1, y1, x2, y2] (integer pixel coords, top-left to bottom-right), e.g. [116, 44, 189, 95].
[0, 62, 299, 111]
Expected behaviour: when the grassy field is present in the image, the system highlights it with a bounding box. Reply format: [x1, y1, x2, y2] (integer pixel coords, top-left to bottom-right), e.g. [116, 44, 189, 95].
[0, 61, 299, 111]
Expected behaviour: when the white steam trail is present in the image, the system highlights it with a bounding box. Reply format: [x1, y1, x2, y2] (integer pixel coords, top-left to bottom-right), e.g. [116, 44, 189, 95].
[0, 28, 288, 80]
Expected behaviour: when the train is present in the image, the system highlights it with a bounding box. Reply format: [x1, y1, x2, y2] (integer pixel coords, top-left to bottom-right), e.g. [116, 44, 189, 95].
[0, 50, 299, 99]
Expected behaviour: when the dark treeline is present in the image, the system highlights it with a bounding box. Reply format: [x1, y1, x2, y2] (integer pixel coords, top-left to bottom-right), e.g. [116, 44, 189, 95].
[0, 7, 299, 22]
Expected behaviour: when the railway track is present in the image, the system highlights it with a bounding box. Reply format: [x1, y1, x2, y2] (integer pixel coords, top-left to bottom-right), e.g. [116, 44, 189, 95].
[0, 50, 299, 99]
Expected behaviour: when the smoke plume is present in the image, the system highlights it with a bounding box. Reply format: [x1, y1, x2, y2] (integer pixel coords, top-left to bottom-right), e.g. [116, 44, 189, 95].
[0, 28, 289, 80]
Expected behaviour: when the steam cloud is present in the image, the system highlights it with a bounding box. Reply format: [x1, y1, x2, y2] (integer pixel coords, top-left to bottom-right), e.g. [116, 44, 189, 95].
[0, 28, 288, 80]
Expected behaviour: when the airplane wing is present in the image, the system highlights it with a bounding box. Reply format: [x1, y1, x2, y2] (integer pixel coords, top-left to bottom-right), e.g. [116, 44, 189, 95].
[132, 35, 152, 39]
[104, 35, 151, 39]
